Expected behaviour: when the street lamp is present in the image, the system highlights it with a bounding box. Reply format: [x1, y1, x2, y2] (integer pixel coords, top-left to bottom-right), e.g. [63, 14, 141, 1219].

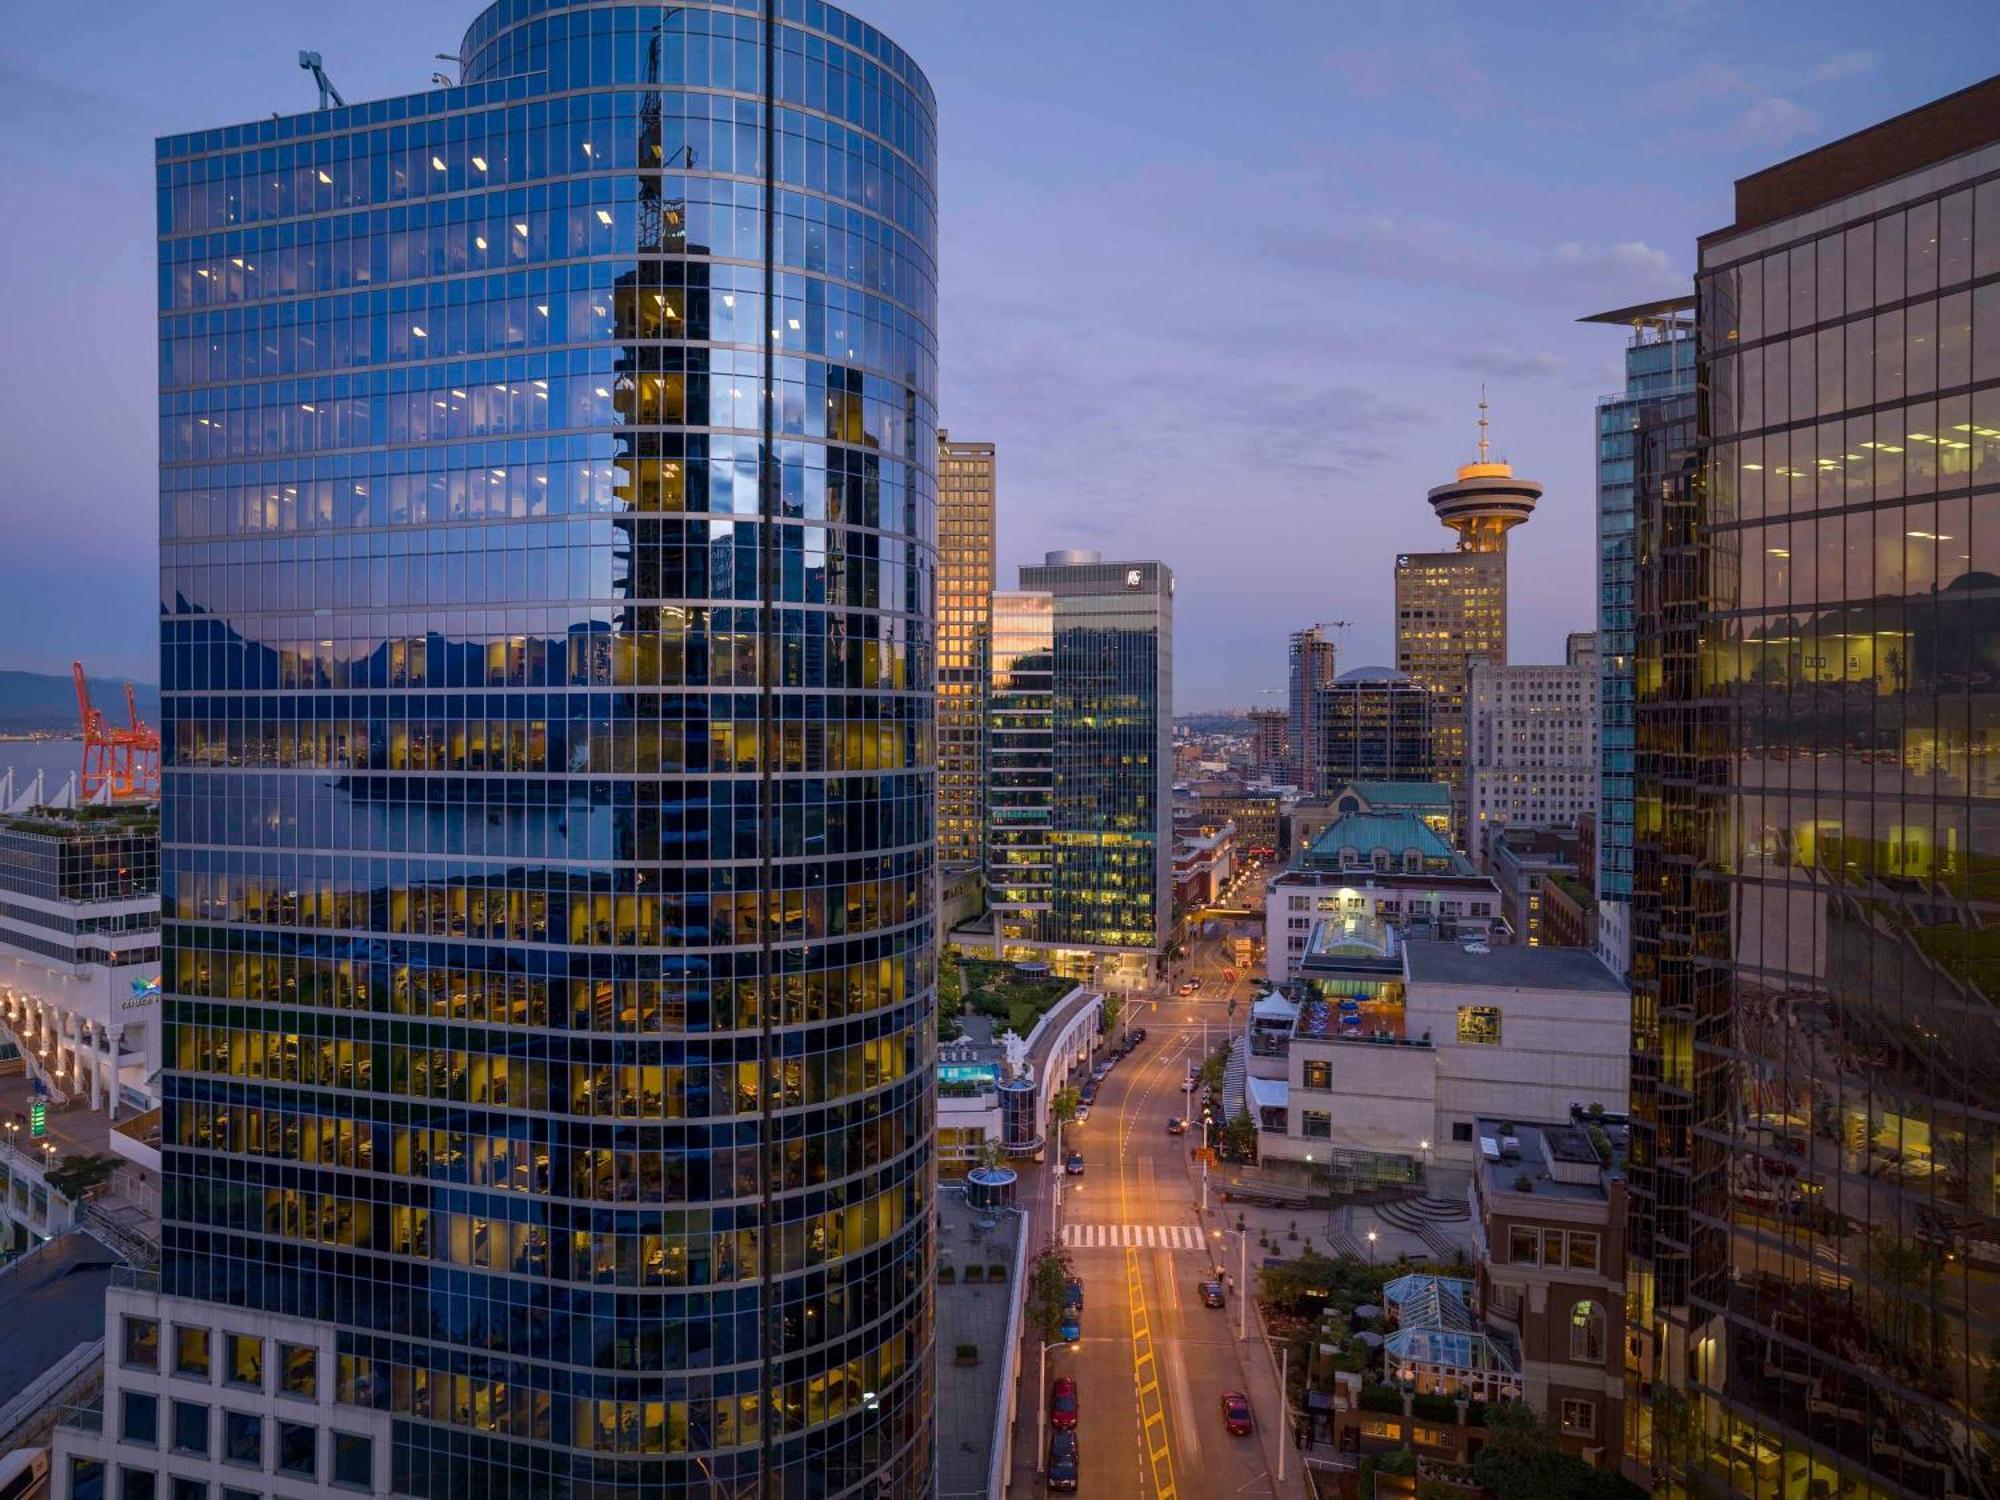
[1366, 1228, 1378, 1265]
[1036, 1338, 1074, 1471]
[1211, 1227, 1250, 1341]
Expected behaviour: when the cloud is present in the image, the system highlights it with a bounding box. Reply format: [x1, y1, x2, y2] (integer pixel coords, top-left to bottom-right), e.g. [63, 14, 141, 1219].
[1809, 49, 1877, 84]
[1729, 95, 1818, 147]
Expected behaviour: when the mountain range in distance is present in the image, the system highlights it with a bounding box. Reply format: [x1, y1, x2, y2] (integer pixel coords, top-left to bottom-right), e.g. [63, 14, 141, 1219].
[0, 670, 161, 734]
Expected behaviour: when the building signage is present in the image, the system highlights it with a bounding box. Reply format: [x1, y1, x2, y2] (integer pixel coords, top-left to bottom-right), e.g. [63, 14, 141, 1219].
[1124, 568, 1143, 589]
[29, 1100, 45, 1138]
[123, 975, 162, 1012]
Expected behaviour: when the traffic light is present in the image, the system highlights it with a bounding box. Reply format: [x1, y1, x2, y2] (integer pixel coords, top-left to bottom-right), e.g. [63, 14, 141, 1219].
[29, 1101, 46, 1139]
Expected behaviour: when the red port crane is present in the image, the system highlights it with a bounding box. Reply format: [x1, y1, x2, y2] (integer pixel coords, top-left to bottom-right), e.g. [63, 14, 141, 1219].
[74, 661, 160, 800]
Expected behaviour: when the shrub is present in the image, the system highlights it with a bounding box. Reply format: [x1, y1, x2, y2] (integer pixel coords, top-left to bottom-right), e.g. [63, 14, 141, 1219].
[1411, 1391, 1460, 1422]
[1359, 1383, 1403, 1414]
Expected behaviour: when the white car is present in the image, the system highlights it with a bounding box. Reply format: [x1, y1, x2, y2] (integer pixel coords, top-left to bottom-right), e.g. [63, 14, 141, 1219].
[1181, 1076, 1199, 1092]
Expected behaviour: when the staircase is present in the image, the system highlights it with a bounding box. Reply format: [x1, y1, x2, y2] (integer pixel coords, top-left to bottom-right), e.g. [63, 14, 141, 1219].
[1374, 1193, 1471, 1261]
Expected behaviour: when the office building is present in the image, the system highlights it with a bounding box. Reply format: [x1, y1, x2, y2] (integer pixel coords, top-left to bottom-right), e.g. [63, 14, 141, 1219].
[986, 591, 1055, 951]
[56, 8, 942, 1498]
[1396, 403, 1541, 797]
[1465, 638, 1599, 866]
[1314, 666, 1437, 787]
[1581, 298, 1695, 977]
[981, 553, 1171, 988]
[937, 431, 995, 876]
[1288, 626, 1340, 793]
[1247, 707, 1289, 783]
[1631, 78, 2000, 1499]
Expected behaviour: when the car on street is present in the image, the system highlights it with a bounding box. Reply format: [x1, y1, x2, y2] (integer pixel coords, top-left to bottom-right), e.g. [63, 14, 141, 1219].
[1059, 1309, 1081, 1343]
[1129, 1027, 1147, 1045]
[1166, 1116, 1188, 1135]
[1198, 1279, 1226, 1308]
[1047, 1429, 1080, 1490]
[1049, 1376, 1079, 1431]
[1064, 1279, 1084, 1314]
[1221, 1390, 1254, 1435]
[1064, 1152, 1085, 1175]
[1177, 980, 1197, 995]
[1181, 1075, 1199, 1092]
[1079, 1084, 1097, 1105]
[1073, 1104, 1090, 1123]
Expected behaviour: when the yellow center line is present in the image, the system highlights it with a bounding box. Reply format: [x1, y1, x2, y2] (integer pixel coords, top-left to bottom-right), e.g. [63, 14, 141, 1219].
[1117, 1029, 1178, 1500]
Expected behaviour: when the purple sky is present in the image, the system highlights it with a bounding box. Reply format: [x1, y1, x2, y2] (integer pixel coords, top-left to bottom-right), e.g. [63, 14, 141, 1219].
[0, 0, 1987, 706]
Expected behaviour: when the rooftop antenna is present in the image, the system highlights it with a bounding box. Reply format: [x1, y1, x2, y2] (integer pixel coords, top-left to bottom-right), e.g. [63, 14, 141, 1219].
[1476, 385, 1491, 464]
[298, 50, 346, 110]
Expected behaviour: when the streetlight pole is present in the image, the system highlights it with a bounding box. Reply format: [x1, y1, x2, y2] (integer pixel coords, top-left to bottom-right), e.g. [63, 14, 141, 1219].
[1366, 1228, 1378, 1266]
[1214, 1227, 1250, 1341]
[1277, 1342, 1290, 1484]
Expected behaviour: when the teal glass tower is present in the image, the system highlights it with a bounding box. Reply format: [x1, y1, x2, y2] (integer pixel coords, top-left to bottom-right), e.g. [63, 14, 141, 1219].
[153, 3, 938, 1494]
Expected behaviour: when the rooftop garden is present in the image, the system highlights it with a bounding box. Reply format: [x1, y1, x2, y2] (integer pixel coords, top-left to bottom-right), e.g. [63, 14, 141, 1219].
[937, 951, 1077, 1043]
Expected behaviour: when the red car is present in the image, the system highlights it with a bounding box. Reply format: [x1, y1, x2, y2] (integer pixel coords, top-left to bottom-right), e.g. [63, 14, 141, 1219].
[1049, 1376, 1079, 1431]
[1220, 1390, 1253, 1436]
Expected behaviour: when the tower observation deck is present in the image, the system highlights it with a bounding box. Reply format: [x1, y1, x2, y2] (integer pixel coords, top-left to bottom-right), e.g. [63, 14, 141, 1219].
[1425, 394, 1542, 552]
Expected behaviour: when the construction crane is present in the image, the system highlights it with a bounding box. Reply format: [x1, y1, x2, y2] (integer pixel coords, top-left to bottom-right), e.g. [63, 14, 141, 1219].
[298, 50, 346, 110]
[74, 662, 160, 801]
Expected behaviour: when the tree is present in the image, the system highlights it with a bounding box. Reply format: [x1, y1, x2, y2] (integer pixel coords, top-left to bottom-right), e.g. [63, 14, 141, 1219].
[1027, 1237, 1076, 1342]
[1051, 1088, 1080, 1127]
[1221, 1111, 1258, 1161]
[1471, 1401, 1644, 1500]
[1100, 993, 1125, 1037]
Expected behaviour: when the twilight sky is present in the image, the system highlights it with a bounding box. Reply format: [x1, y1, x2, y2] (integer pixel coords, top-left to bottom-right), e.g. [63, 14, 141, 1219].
[0, 0, 1988, 707]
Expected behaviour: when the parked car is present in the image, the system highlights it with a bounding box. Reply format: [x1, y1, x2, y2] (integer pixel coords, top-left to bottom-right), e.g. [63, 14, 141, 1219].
[1220, 1390, 1254, 1435]
[1079, 1085, 1097, 1105]
[1129, 1027, 1148, 1045]
[1047, 1429, 1080, 1490]
[1064, 1279, 1084, 1314]
[1198, 1280, 1225, 1308]
[1074, 1104, 1090, 1123]
[1181, 1075, 1199, 1092]
[1166, 1117, 1188, 1135]
[1060, 1310, 1080, 1343]
[1064, 1152, 1086, 1175]
[1049, 1376, 1079, 1431]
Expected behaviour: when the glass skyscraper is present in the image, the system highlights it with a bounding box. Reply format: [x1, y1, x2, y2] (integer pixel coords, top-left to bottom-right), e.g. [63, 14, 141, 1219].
[89, 5, 940, 1497]
[1582, 298, 1695, 975]
[986, 552, 1171, 988]
[1631, 80, 2000, 1500]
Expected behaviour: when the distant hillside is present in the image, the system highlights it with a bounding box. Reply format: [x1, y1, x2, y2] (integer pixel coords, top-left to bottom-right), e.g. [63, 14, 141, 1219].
[0, 671, 161, 733]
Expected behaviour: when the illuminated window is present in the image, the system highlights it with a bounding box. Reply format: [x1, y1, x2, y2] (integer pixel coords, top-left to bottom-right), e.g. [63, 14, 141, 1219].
[1570, 1300, 1605, 1363]
[1456, 1006, 1502, 1045]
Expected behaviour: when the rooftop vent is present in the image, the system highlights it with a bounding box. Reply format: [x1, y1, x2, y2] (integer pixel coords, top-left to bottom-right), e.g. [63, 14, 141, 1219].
[1461, 940, 1490, 955]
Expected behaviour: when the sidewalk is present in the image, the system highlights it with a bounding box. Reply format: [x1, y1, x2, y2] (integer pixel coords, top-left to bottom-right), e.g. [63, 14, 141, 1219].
[1190, 1157, 1310, 1500]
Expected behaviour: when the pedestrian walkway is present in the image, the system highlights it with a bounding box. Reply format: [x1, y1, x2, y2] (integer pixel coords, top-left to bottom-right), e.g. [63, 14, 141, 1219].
[1062, 1222, 1205, 1250]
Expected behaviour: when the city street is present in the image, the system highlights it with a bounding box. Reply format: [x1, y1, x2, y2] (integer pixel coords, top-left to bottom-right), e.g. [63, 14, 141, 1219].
[1010, 877, 1298, 1499]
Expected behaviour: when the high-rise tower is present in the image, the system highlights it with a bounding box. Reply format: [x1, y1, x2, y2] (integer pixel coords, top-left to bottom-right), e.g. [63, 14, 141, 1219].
[1287, 626, 1339, 793]
[56, 6, 941, 1498]
[937, 432, 996, 876]
[1396, 397, 1542, 798]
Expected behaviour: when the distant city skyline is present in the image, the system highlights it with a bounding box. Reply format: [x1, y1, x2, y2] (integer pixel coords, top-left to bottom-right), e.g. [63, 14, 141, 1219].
[0, 0, 1989, 704]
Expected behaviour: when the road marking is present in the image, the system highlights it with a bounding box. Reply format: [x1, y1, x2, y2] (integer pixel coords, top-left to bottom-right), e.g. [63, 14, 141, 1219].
[1062, 1223, 1206, 1250]
[1128, 1244, 1178, 1500]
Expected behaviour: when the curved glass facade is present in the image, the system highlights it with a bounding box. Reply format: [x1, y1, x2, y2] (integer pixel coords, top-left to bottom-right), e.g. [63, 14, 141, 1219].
[155, 2, 937, 1493]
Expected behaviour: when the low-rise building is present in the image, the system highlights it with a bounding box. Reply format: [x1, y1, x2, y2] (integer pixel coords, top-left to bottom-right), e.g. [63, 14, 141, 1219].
[1537, 871, 1596, 951]
[1172, 823, 1236, 909]
[1248, 940, 1628, 1188]
[0, 801, 162, 1121]
[1487, 827, 1583, 948]
[1470, 1114, 1628, 1465]
[1266, 868, 1505, 984]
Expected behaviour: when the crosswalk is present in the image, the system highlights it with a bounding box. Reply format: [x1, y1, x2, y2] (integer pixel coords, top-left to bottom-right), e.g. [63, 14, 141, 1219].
[1061, 1222, 1206, 1251]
